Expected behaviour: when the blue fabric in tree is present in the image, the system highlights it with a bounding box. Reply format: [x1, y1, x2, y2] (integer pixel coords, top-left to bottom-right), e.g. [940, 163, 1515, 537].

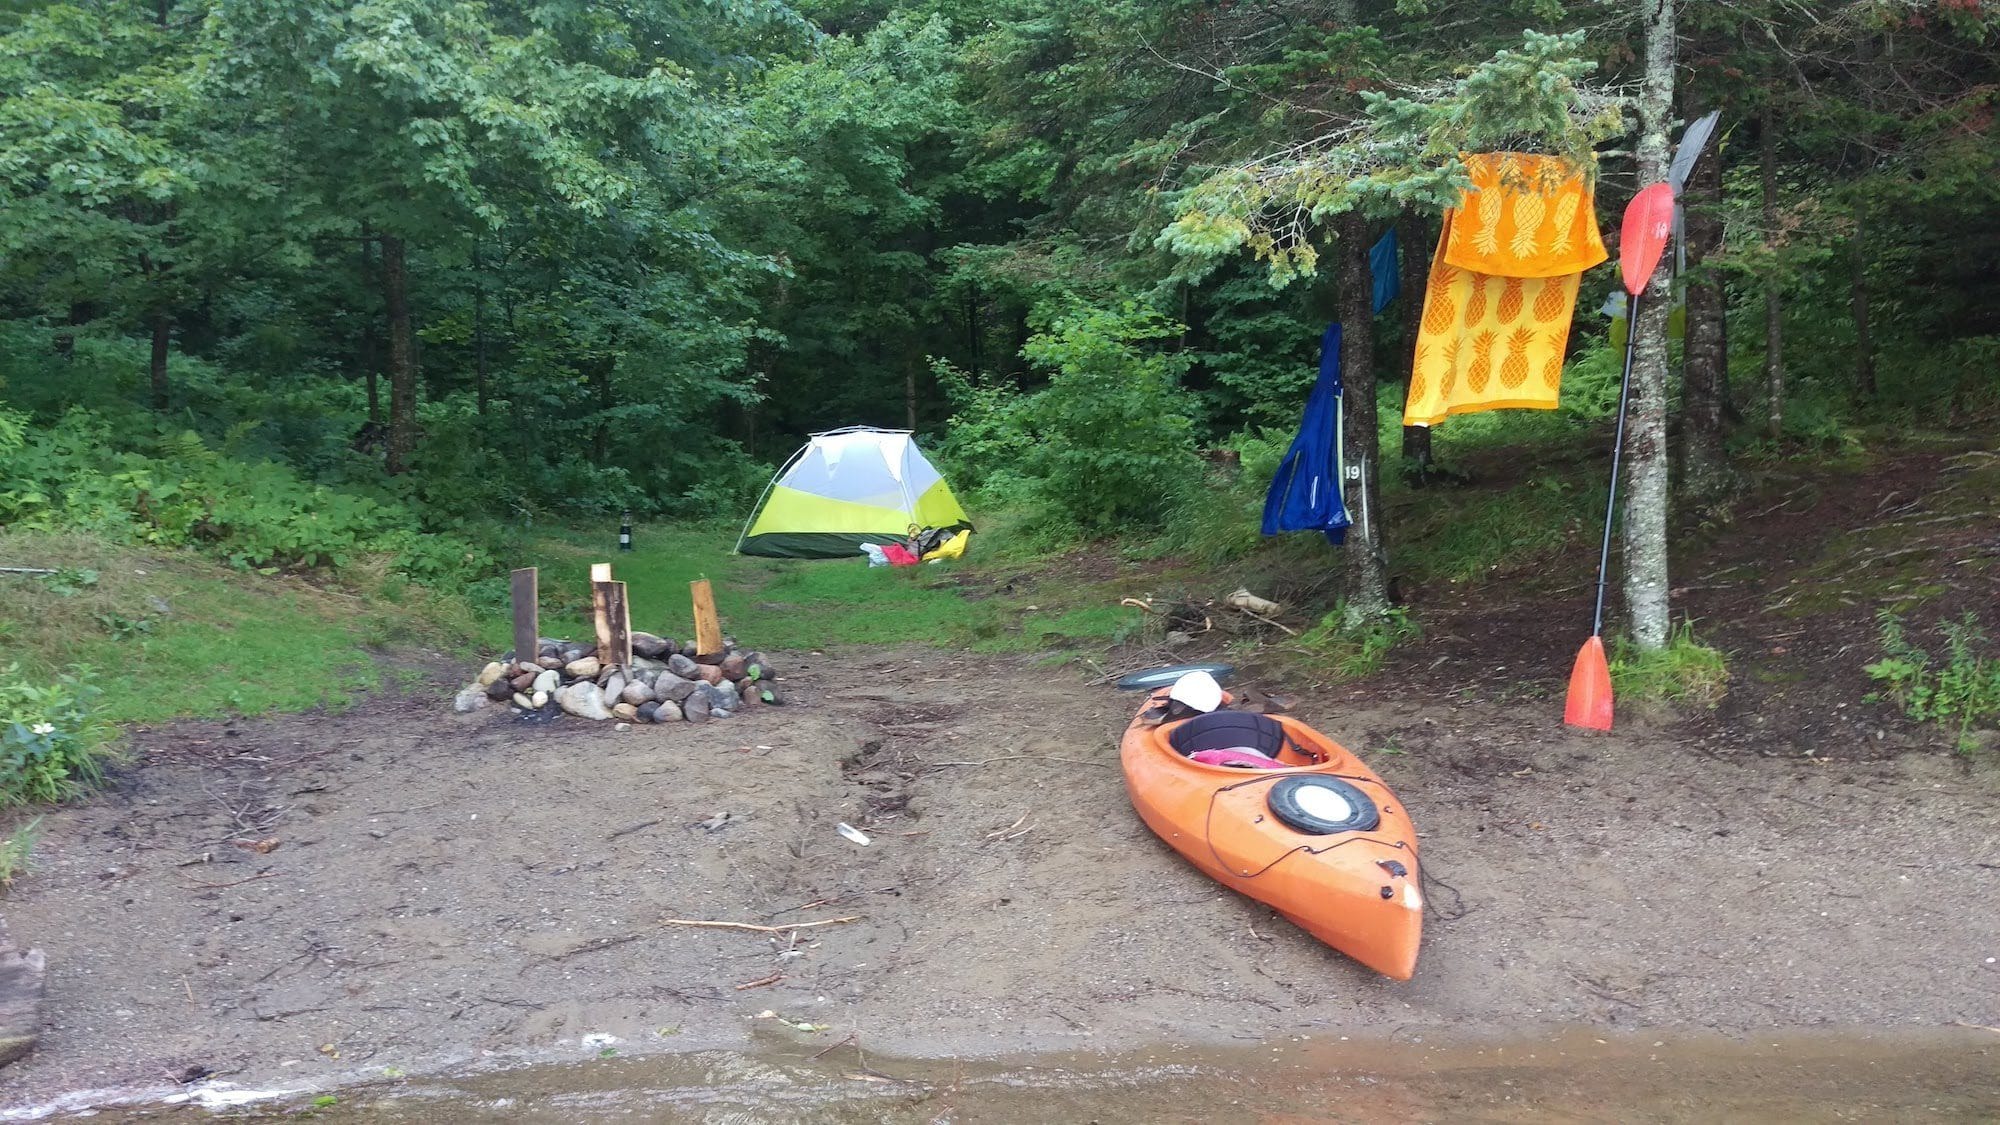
[1261, 323, 1350, 546]
[1369, 227, 1400, 314]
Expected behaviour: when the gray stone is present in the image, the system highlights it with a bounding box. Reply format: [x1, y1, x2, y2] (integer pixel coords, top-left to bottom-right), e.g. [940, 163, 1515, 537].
[630, 655, 668, 675]
[604, 673, 627, 702]
[654, 674, 697, 703]
[557, 682, 612, 721]
[653, 699, 684, 722]
[537, 655, 565, 670]
[631, 632, 672, 659]
[667, 654, 699, 678]
[679, 641, 697, 658]
[682, 693, 711, 724]
[620, 680, 654, 706]
[561, 643, 594, 664]
[611, 702, 639, 722]
[453, 685, 489, 713]
[564, 656, 602, 680]
[0, 918, 46, 1070]
[744, 652, 775, 679]
[475, 661, 507, 687]
[532, 669, 560, 695]
[713, 679, 740, 705]
[484, 678, 515, 702]
[710, 708, 733, 720]
[636, 701, 660, 723]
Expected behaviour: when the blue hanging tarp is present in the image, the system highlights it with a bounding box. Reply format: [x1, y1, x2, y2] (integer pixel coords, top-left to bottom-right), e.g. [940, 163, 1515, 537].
[1369, 228, 1400, 314]
[1262, 324, 1350, 545]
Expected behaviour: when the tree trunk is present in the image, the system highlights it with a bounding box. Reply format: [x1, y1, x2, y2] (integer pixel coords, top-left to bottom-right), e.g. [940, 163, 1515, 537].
[472, 235, 488, 416]
[55, 302, 90, 358]
[1336, 212, 1391, 625]
[1761, 106, 1784, 440]
[1621, 0, 1676, 652]
[1850, 223, 1874, 398]
[591, 359, 612, 465]
[380, 234, 417, 476]
[1678, 122, 1730, 501]
[149, 312, 172, 412]
[905, 364, 917, 431]
[1397, 211, 1436, 483]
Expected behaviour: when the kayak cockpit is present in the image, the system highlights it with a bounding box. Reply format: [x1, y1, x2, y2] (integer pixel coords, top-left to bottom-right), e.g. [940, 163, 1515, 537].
[1163, 709, 1327, 770]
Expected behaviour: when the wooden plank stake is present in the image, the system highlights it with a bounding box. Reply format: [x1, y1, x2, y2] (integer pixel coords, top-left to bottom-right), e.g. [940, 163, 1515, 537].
[593, 580, 632, 667]
[691, 578, 723, 657]
[510, 568, 539, 661]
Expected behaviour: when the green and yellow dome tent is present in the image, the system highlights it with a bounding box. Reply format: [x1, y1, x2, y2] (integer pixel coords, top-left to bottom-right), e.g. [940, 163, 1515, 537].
[735, 427, 971, 559]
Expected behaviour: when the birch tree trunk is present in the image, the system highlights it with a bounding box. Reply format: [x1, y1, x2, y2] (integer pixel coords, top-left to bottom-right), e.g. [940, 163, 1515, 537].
[1336, 211, 1392, 625]
[1621, 0, 1675, 652]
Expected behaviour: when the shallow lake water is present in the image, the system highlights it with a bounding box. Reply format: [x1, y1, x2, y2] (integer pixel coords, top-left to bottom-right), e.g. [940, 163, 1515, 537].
[61, 1026, 2000, 1123]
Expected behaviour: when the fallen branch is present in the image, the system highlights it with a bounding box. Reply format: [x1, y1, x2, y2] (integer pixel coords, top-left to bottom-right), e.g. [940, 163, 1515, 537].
[1232, 606, 1299, 636]
[178, 870, 277, 890]
[606, 817, 663, 841]
[734, 972, 785, 991]
[661, 916, 859, 935]
[0, 567, 57, 576]
[928, 755, 1115, 769]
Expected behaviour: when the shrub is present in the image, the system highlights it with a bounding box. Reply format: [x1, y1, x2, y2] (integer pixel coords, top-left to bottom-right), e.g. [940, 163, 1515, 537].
[0, 406, 495, 585]
[0, 664, 119, 806]
[1292, 605, 1420, 680]
[1866, 611, 2000, 750]
[934, 304, 1206, 542]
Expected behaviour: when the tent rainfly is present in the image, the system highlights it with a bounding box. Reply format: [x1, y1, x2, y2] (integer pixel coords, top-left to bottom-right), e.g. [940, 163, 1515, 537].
[735, 427, 971, 559]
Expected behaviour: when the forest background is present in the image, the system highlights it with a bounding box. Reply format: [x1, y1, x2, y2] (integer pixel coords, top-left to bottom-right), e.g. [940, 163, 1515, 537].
[2, 0, 1998, 809]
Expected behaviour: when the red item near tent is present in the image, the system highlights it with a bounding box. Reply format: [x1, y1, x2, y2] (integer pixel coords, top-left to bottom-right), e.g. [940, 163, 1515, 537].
[882, 543, 920, 566]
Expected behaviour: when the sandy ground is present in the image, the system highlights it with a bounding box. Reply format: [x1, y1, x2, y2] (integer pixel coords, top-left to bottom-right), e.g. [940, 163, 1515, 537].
[2, 645, 1996, 1113]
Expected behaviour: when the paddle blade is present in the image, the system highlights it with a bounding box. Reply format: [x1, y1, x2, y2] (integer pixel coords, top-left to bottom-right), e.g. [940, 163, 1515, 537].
[1564, 635, 1614, 731]
[1619, 183, 1676, 296]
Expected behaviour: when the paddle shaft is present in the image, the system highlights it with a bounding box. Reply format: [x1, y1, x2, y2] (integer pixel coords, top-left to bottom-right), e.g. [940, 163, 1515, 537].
[1590, 290, 1642, 638]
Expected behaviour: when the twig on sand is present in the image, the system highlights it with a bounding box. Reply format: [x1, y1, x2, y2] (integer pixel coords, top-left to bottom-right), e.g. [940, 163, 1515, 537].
[661, 916, 859, 935]
[929, 755, 1114, 769]
[606, 817, 663, 840]
[178, 869, 276, 890]
[734, 972, 785, 991]
[811, 1032, 857, 1060]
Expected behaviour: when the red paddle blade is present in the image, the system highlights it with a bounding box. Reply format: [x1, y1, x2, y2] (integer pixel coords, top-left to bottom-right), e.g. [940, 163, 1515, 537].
[1619, 183, 1676, 296]
[1564, 635, 1614, 731]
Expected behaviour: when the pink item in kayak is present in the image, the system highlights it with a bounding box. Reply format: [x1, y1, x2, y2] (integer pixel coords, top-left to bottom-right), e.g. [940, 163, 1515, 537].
[1188, 747, 1286, 769]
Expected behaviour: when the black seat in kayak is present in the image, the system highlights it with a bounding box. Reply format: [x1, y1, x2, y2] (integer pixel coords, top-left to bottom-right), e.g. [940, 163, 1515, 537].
[1166, 711, 1287, 759]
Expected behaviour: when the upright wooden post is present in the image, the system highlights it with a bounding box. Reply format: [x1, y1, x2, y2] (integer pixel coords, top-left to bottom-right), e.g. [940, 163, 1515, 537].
[510, 567, 539, 661]
[690, 578, 723, 657]
[593, 579, 632, 667]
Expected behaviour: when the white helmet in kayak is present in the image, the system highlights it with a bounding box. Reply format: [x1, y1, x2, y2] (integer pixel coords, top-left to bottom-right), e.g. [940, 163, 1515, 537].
[1167, 669, 1224, 714]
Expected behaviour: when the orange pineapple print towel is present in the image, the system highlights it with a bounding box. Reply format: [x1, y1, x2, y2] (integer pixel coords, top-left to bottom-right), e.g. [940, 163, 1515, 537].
[1404, 153, 1602, 427]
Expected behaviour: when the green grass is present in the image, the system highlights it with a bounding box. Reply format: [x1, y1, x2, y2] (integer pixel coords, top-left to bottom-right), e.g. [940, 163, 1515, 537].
[1609, 621, 1729, 708]
[0, 816, 40, 895]
[492, 522, 1143, 657]
[0, 530, 482, 722]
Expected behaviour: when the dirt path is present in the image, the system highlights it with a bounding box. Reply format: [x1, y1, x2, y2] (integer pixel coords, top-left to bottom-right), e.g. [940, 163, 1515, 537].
[3, 648, 1996, 1113]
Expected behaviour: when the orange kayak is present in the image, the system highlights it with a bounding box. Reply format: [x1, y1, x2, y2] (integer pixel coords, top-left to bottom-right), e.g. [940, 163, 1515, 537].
[1119, 694, 1424, 979]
